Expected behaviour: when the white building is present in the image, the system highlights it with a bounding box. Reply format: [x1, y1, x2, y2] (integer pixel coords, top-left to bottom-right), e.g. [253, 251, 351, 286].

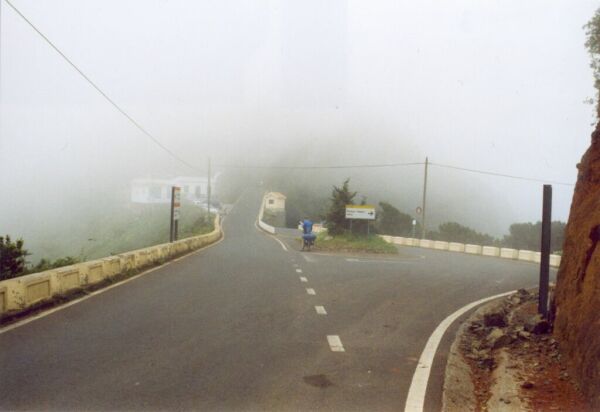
[131, 176, 218, 204]
[264, 192, 286, 211]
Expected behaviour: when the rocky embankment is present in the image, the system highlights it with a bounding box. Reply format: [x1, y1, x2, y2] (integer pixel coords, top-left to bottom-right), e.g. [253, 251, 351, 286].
[554, 123, 600, 408]
[444, 289, 589, 411]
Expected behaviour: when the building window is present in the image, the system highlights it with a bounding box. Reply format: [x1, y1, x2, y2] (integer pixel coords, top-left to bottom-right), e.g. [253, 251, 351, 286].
[268, 199, 275, 205]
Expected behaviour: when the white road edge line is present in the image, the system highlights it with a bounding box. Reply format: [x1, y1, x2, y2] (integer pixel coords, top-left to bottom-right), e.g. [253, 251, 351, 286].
[273, 236, 289, 252]
[306, 288, 316, 295]
[254, 220, 288, 252]
[327, 335, 345, 352]
[404, 290, 515, 412]
[0, 234, 227, 336]
[300, 277, 308, 282]
[315, 306, 327, 315]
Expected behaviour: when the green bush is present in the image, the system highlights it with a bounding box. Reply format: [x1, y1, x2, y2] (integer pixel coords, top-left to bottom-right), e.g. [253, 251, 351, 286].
[29, 256, 80, 273]
[377, 201, 420, 236]
[0, 235, 28, 280]
[427, 222, 497, 245]
[325, 179, 357, 236]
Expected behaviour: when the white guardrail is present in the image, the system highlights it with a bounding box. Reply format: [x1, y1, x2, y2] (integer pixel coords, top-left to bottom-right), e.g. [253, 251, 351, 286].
[380, 235, 561, 268]
[0, 216, 222, 317]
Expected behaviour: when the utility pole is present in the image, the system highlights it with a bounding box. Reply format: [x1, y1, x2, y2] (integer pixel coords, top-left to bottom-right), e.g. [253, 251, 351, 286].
[207, 157, 212, 223]
[421, 156, 429, 238]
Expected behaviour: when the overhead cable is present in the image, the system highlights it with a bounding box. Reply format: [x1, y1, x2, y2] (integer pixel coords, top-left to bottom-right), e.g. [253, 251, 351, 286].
[215, 161, 425, 170]
[429, 162, 575, 187]
[3, 0, 199, 172]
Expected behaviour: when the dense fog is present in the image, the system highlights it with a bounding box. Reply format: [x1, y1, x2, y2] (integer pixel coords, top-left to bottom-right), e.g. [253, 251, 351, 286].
[0, 0, 597, 260]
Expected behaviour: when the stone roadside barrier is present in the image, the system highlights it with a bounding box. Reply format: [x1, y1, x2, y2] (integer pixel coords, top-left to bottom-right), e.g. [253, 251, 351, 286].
[380, 235, 561, 268]
[0, 216, 222, 317]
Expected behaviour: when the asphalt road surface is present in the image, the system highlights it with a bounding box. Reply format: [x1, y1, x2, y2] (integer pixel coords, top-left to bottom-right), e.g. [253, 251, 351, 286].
[0, 189, 552, 411]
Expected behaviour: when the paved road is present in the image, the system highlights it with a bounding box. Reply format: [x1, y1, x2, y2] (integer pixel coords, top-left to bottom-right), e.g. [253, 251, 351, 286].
[0, 189, 551, 411]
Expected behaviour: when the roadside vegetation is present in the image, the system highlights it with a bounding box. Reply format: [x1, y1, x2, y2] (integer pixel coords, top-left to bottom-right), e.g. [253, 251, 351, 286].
[0, 204, 216, 280]
[311, 179, 397, 254]
[276, 177, 566, 254]
[314, 232, 397, 254]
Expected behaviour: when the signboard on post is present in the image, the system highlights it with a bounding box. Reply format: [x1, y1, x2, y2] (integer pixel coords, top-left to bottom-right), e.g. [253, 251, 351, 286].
[345, 205, 376, 220]
[170, 186, 181, 242]
[173, 187, 181, 221]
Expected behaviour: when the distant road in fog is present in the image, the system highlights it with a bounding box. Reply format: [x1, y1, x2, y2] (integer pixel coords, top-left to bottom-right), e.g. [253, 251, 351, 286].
[0, 189, 547, 411]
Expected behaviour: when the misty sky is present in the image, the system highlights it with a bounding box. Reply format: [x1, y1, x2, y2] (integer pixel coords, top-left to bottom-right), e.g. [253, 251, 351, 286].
[1, 0, 599, 243]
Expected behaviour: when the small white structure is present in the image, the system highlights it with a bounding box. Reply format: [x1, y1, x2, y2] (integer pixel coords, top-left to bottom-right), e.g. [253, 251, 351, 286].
[131, 175, 218, 204]
[264, 192, 286, 211]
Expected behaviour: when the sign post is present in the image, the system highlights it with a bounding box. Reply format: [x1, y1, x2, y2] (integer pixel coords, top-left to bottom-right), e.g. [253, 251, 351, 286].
[170, 186, 181, 242]
[412, 219, 417, 239]
[345, 205, 376, 236]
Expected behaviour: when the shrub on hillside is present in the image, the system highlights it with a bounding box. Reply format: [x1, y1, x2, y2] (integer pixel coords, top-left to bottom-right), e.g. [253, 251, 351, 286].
[325, 179, 357, 236]
[0, 235, 28, 280]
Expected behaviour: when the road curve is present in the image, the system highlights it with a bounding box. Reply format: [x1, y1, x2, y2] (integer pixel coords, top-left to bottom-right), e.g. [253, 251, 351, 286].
[0, 189, 549, 411]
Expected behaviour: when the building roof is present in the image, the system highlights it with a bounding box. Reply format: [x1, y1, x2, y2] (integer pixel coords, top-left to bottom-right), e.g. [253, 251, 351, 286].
[266, 192, 287, 199]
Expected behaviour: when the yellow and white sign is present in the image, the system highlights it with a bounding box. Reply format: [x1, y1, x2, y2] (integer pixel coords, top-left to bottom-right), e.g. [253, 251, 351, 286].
[345, 205, 376, 220]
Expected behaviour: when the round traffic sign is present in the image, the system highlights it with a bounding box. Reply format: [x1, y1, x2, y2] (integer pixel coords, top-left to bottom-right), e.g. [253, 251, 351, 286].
[416, 206, 422, 215]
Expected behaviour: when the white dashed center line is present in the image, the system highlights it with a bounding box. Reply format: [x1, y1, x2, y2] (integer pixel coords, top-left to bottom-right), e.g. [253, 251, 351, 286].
[315, 306, 327, 315]
[327, 335, 345, 352]
[296, 268, 302, 273]
[300, 276, 308, 282]
[306, 288, 316, 295]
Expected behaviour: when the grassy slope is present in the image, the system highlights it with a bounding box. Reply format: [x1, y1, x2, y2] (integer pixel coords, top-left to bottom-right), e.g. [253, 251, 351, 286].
[83, 204, 214, 260]
[29, 203, 214, 263]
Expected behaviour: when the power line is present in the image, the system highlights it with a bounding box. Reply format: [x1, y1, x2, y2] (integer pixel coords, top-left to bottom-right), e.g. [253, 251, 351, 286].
[3, 0, 199, 172]
[429, 162, 575, 187]
[4, 0, 577, 186]
[215, 161, 425, 170]
[216, 159, 575, 187]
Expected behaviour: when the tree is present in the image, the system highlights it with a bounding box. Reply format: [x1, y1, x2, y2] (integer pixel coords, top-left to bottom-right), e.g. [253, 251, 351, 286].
[325, 179, 356, 236]
[585, 8, 600, 118]
[0, 235, 28, 280]
[377, 202, 420, 236]
[428, 222, 497, 245]
[502, 221, 566, 252]
[283, 185, 328, 228]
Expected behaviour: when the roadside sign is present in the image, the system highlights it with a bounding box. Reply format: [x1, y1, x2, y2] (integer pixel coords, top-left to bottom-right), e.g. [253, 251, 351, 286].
[412, 219, 417, 226]
[170, 186, 181, 242]
[173, 187, 181, 221]
[416, 206, 422, 215]
[345, 205, 376, 220]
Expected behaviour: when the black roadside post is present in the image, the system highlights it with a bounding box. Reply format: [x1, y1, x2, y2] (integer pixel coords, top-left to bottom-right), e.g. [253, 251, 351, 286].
[538, 184, 552, 317]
